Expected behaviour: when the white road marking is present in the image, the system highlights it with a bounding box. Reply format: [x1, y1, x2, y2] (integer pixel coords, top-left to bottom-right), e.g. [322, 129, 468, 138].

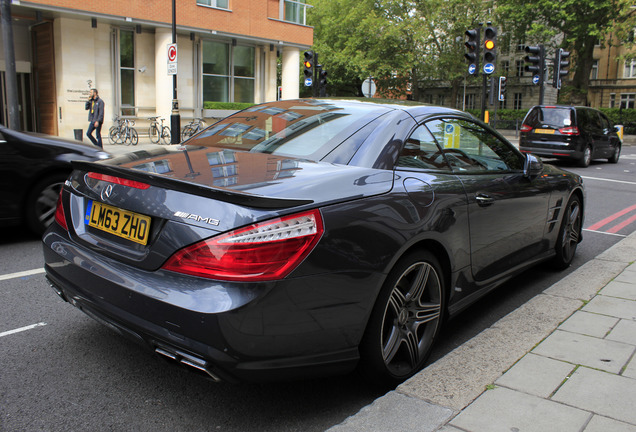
[581, 176, 636, 186]
[0, 322, 47, 338]
[583, 229, 627, 237]
[0, 268, 46, 282]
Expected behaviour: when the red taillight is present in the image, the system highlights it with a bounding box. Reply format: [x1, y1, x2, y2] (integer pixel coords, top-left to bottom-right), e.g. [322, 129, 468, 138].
[54, 188, 68, 230]
[162, 209, 324, 281]
[87, 172, 150, 189]
[520, 124, 533, 133]
[558, 126, 580, 136]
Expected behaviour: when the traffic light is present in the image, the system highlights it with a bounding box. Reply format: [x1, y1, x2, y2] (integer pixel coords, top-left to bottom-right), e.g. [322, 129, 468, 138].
[464, 29, 480, 75]
[303, 51, 314, 85]
[553, 48, 570, 89]
[524, 45, 545, 81]
[319, 69, 328, 97]
[483, 26, 497, 73]
[498, 76, 507, 101]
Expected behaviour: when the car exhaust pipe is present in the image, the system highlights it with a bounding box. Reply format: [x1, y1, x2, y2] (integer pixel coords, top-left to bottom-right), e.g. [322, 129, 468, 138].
[46, 277, 68, 302]
[155, 346, 222, 382]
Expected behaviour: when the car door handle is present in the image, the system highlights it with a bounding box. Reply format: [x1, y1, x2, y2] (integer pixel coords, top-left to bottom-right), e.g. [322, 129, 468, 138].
[476, 193, 495, 207]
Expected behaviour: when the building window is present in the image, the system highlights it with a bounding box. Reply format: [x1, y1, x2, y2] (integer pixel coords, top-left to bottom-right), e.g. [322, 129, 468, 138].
[465, 94, 476, 110]
[119, 29, 135, 116]
[502, 60, 510, 76]
[197, 0, 229, 9]
[516, 60, 524, 77]
[620, 94, 635, 109]
[610, 93, 616, 108]
[590, 60, 599, 80]
[281, 0, 308, 25]
[202, 41, 255, 103]
[437, 94, 445, 106]
[624, 60, 636, 78]
[513, 93, 523, 110]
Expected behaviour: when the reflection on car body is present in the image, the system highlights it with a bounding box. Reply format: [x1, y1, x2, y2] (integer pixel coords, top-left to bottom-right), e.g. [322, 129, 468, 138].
[43, 99, 584, 385]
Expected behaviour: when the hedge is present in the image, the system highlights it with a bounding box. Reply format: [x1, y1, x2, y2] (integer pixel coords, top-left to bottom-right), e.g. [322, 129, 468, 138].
[203, 102, 255, 110]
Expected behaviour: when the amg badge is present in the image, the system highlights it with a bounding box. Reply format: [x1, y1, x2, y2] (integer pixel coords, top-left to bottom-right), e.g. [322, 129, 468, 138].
[174, 211, 220, 226]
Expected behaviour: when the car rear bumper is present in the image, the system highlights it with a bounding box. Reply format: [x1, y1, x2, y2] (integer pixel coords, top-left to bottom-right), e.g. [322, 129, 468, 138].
[519, 145, 583, 160]
[43, 228, 378, 382]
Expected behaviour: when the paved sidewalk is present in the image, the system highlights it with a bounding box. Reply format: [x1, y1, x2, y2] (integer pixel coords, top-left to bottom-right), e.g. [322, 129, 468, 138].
[328, 231, 636, 432]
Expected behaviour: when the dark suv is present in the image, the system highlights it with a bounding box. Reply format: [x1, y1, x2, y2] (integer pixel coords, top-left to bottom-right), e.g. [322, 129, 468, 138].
[519, 105, 621, 167]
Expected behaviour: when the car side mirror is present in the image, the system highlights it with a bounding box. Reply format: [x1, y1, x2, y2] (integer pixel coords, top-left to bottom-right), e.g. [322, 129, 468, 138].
[524, 153, 543, 177]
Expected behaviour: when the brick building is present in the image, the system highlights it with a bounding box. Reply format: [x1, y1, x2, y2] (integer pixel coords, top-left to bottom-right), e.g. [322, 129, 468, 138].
[0, 0, 313, 138]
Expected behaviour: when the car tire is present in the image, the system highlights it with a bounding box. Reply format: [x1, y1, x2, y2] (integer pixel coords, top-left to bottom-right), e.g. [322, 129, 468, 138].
[25, 173, 69, 236]
[608, 145, 621, 163]
[578, 145, 592, 167]
[358, 250, 446, 386]
[550, 195, 582, 270]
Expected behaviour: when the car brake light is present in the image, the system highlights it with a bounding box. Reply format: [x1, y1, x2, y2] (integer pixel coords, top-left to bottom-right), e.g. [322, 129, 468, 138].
[87, 172, 150, 189]
[162, 209, 324, 281]
[54, 188, 68, 230]
[558, 126, 580, 136]
[520, 124, 533, 133]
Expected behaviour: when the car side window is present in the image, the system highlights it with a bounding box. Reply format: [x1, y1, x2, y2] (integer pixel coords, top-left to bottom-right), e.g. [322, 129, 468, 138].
[424, 118, 524, 173]
[396, 124, 451, 171]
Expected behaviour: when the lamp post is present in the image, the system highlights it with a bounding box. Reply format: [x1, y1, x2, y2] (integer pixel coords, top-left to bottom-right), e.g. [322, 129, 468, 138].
[170, 0, 181, 144]
[1, 0, 19, 130]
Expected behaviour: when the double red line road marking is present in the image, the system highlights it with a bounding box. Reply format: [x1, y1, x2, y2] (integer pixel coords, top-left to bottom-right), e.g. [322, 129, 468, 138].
[586, 204, 636, 236]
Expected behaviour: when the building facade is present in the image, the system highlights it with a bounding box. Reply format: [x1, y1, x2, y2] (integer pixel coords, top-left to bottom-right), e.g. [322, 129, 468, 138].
[588, 33, 636, 110]
[0, 0, 313, 139]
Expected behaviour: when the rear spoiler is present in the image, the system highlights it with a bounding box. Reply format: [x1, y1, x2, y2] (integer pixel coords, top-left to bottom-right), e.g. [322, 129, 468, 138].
[72, 160, 314, 210]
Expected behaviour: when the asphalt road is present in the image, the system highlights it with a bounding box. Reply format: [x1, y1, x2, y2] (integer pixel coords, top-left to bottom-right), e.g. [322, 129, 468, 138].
[1, 146, 634, 432]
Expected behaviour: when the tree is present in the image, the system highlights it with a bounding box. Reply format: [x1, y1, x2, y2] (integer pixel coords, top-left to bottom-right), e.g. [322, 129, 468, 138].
[496, 0, 636, 104]
[308, 0, 494, 105]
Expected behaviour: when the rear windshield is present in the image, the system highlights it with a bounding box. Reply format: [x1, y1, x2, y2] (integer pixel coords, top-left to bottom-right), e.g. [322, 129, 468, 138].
[524, 107, 574, 128]
[186, 100, 389, 161]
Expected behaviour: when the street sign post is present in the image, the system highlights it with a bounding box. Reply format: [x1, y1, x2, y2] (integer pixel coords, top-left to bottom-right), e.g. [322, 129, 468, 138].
[167, 43, 177, 75]
[362, 77, 376, 98]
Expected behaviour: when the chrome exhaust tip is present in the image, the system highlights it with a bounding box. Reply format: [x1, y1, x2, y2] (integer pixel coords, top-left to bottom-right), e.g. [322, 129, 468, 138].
[154, 346, 222, 382]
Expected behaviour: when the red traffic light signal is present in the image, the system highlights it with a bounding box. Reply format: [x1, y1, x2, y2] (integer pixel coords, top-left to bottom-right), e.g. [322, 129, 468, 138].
[464, 29, 480, 73]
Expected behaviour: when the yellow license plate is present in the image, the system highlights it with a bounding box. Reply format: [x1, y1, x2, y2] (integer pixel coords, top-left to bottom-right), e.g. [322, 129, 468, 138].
[86, 201, 151, 245]
[534, 128, 555, 134]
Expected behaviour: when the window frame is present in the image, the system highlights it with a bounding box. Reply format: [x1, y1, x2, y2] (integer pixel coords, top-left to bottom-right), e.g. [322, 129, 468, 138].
[196, 0, 230, 10]
[280, 0, 310, 25]
[201, 40, 256, 104]
[119, 28, 135, 117]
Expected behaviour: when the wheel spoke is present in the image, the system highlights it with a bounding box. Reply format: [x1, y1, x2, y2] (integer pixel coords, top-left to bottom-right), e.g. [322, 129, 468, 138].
[388, 288, 406, 315]
[404, 330, 419, 367]
[382, 326, 402, 363]
[406, 264, 430, 303]
[414, 302, 441, 324]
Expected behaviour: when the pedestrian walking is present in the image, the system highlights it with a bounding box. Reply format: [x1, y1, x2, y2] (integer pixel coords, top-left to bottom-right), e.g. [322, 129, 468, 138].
[85, 88, 105, 148]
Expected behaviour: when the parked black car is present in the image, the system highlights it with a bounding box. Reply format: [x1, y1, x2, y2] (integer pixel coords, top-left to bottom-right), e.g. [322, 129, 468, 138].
[43, 99, 584, 385]
[0, 125, 111, 235]
[519, 105, 621, 167]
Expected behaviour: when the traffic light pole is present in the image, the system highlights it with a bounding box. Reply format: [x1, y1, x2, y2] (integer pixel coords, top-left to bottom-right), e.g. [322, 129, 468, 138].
[481, 73, 487, 122]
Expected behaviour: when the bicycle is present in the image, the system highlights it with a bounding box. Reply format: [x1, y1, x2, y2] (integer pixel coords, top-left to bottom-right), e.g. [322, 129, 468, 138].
[148, 116, 171, 145]
[108, 116, 125, 144]
[181, 118, 204, 142]
[108, 117, 138, 145]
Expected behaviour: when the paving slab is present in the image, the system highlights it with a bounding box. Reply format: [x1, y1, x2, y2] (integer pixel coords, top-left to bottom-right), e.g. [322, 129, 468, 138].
[606, 319, 636, 346]
[616, 264, 636, 284]
[596, 235, 636, 264]
[450, 386, 590, 432]
[583, 295, 636, 321]
[544, 259, 629, 301]
[600, 280, 636, 301]
[558, 310, 618, 338]
[399, 294, 581, 411]
[553, 366, 636, 425]
[325, 391, 453, 432]
[624, 354, 636, 380]
[584, 415, 636, 432]
[532, 329, 634, 374]
[495, 353, 575, 398]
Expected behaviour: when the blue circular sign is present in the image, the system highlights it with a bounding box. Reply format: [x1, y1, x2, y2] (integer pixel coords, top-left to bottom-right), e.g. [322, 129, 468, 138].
[304, 77, 313, 87]
[468, 64, 476, 75]
[483, 63, 495, 74]
[445, 124, 455, 134]
[532, 75, 540, 85]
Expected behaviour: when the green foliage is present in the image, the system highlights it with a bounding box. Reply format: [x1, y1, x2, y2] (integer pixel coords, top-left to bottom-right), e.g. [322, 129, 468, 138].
[495, 0, 636, 99]
[599, 108, 636, 125]
[308, 0, 495, 99]
[203, 102, 254, 110]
